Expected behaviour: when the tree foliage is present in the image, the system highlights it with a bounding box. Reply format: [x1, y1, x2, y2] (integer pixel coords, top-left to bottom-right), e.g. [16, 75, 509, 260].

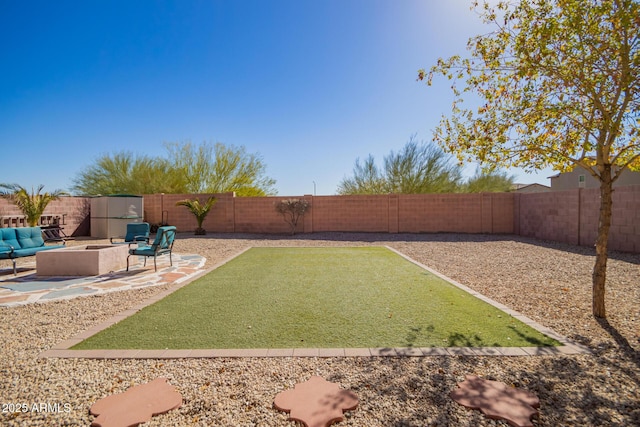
[72, 153, 182, 195]
[337, 155, 387, 195]
[464, 168, 515, 193]
[338, 137, 464, 194]
[164, 142, 276, 196]
[73, 141, 277, 196]
[420, 0, 640, 318]
[338, 136, 513, 194]
[0, 184, 67, 226]
[384, 138, 463, 193]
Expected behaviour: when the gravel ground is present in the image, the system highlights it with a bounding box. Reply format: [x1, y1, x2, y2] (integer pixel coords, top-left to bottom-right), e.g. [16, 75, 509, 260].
[0, 232, 638, 426]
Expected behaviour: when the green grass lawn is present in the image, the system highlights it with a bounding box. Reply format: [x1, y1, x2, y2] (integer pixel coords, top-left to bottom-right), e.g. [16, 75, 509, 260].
[73, 247, 560, 349]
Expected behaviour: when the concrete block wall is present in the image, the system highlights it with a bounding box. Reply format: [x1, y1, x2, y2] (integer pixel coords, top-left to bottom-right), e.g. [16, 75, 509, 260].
[142, 194, 163, 227]
[578, 188, 601, 248]
[153, 193, 236, 233]
[396, 193, 515, 234]
[398, 194, 483, 233]
[516, 185, 640, 252]
[139, 189, 638, 253]
[587, 186, 640, 252]
[311, 195, 390, 232]
[141, 193, 517, 235]
[3, 187, 638, 252]
[0, 196, 90, 236]
[233, 196, 301, 234]
[146, 194, 313, 234]
[517, 190, 581, 246]
[489, 193, 515, 234]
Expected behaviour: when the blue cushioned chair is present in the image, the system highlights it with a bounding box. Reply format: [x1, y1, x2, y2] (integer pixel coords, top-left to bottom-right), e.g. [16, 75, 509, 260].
[0, 227, 65, 275]
[126, 225, 176, 272]
[110, 222, 150, 247]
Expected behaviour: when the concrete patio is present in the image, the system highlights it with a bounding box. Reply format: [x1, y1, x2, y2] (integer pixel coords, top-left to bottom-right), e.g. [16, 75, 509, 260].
[0, 252, 206, 307]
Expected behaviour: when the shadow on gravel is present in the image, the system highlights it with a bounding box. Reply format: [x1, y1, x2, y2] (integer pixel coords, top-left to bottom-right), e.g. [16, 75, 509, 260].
[342, 352, 639, 426]
[596, 318, 640, 370]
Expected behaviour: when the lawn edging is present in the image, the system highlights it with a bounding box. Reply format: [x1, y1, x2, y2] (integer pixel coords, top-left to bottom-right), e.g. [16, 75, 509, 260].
[39, 246, 592, 359]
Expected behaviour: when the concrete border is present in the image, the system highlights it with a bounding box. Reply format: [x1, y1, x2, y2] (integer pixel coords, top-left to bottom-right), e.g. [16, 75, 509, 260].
[39, 246, 591, 359]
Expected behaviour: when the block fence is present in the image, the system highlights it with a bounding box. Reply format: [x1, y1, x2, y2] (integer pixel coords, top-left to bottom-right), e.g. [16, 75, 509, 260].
[0, 197, 90, 236]
[1, 186, 638, 253]
[141, 192, 516, 235]
[514, 186, 640, 253]
[142, 188, 639, 252]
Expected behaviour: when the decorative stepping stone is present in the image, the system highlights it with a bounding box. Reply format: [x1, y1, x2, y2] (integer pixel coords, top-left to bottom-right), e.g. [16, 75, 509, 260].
[274, 376, 359, 427]
[450, 375, 540, 427]
[90, 377, 182, 427]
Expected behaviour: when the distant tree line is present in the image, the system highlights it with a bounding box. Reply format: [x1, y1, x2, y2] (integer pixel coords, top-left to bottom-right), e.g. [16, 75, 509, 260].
[72, 141, 277, 196]
[337, 136, 514, 194]
[72, 138, 513, 197]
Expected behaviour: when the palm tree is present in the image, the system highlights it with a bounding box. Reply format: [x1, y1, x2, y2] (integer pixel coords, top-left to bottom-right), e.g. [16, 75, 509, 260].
[175, 196, 217, 235]
[0, 184, 67, 226]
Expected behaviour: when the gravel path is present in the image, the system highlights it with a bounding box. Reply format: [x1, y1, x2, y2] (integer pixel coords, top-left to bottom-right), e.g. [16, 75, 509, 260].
[0, 232, 638, 426]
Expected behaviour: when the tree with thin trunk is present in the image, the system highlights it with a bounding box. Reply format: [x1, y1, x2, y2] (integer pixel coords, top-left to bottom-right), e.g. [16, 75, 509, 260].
[420, 0, 640, 318]
[0, 184, 68, 226]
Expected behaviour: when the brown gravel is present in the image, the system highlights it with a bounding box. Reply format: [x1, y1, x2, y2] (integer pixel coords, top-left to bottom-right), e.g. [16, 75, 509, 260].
[0, 232, 638, 426]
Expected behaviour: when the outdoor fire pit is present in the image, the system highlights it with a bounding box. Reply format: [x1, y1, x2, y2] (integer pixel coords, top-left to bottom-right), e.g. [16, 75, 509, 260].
[36, 244, 130, 276]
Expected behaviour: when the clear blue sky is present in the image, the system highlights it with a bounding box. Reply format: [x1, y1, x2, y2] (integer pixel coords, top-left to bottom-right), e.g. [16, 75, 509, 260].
[0, 0, 553, 196]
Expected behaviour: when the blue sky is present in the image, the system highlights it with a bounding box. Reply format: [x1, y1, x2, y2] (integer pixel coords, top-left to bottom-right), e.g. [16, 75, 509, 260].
[0, 0, 553, 196]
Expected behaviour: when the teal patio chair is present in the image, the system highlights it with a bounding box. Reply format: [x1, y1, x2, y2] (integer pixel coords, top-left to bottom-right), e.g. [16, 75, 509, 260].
[126, 225, 176, 272]
[110, 222, 150, 247]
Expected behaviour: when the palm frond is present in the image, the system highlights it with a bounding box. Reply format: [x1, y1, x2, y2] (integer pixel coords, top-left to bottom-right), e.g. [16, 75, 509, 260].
[0, 184, 67, 226]
[176, 196, 217, 228]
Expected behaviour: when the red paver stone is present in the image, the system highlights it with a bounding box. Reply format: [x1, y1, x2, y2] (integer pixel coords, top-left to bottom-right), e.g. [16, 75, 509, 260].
[450, 375, 540, 427]
[91, 281, 130, 289]
[90, 377, 182, 427]
[274, 376, 359, 427]
[159, 272, 184, 282]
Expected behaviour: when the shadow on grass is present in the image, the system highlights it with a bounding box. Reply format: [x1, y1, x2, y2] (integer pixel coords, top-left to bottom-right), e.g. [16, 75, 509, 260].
[508, 325, 559, 347]
[405, 326, 422, 345]
[447, 332, 500, 348]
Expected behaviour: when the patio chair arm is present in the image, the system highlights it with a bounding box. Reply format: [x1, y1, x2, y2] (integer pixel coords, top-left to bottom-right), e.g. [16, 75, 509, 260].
[0, 243, 15, 256]
[126, 235, 149, 248]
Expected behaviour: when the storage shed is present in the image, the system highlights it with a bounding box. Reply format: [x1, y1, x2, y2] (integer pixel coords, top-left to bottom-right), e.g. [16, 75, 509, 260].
[90, 195, 144, 238]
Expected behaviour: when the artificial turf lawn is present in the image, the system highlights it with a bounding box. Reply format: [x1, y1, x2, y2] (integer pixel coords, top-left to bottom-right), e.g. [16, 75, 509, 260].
[73, 247, 560, 349]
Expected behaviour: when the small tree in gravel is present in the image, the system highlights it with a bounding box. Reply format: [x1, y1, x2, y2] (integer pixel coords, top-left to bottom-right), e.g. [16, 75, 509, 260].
[176, 196, 216, 235]
[275, 199, 310, 235]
